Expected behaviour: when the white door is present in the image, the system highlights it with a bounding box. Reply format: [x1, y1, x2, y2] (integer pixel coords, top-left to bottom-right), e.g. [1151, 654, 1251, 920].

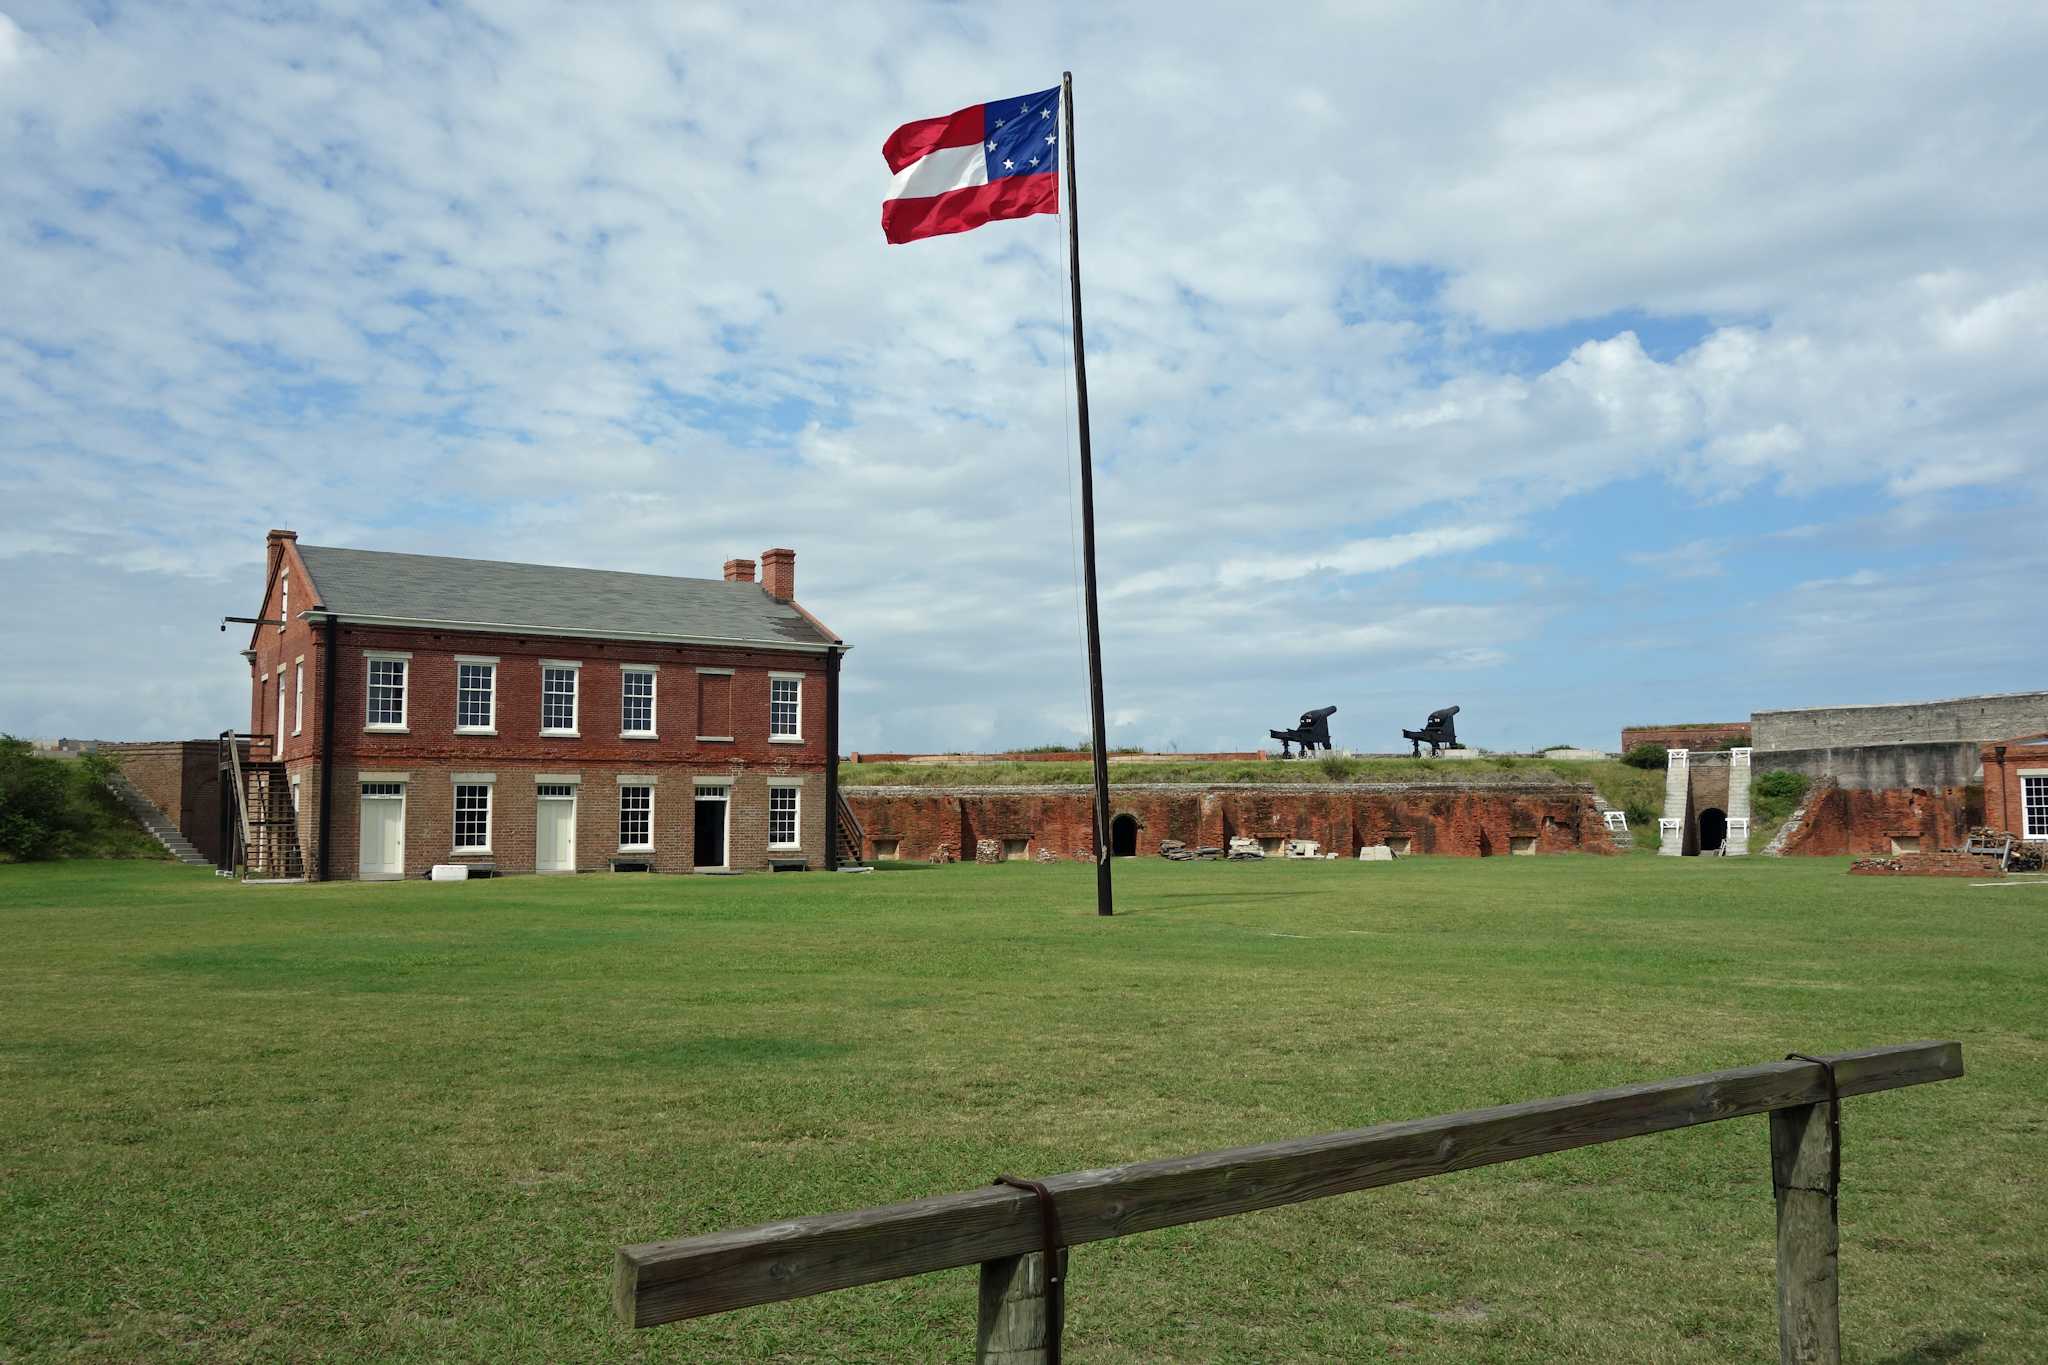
[536, 785, 576, 872]
[358, 783, 405, 880]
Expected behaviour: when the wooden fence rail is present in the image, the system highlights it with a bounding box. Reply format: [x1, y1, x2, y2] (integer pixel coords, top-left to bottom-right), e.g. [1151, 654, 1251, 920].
[615, 1040, 1962, 1363]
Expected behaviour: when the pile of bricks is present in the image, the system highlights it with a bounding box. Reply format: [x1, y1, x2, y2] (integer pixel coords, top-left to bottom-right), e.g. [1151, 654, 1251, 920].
[1848, 852, 2002, 878]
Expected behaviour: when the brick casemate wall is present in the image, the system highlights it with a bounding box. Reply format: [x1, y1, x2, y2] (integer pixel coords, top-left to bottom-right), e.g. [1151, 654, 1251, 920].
[847, 783, 1618, 861]
[1620, 723, 1750, 752]
[101, 740, 226, 864]
[1778, 785, 1971, 857]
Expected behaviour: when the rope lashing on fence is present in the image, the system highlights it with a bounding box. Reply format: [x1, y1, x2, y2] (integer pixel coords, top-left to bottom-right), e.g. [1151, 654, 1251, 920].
[1784, 1052, 1842, 1219]
[994, 1173, 1066, 1363]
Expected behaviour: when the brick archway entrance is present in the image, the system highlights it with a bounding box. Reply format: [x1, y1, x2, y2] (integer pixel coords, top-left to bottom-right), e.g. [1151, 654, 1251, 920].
[1698, 807, 1727, 854]
[1110, 813, 1139, 857]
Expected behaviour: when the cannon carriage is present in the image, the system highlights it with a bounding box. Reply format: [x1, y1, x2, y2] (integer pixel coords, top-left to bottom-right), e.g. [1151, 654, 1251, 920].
[1402, 705, 1464, 757]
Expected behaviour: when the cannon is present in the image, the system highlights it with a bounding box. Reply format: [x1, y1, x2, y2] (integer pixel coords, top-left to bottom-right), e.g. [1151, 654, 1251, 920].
[1402, 705, 1464, 757]
[1270, 705, 1337, 758]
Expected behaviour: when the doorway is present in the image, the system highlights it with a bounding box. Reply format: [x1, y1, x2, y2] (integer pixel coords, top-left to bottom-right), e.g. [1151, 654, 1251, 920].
[357, 781, 406, 880]
[1111, 813, 1139, 857]
[1698, 807, 1728, 854]
[694, 784, 730, 870]
[536, 784, 576, 872]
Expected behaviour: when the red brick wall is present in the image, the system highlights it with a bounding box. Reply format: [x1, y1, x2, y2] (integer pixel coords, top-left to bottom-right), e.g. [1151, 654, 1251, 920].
[1982, 740, 2048, 839]
[1779, 786, 1969, 856]
[319, 762, 823, 879]
[847, 785, 1618, 861]
[845, 751, 1267, 764]
[1620, 723, 1751, 753]
[101, 741, 225, 863]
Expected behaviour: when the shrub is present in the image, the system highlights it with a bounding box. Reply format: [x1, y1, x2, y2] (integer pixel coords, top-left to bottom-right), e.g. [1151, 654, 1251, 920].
[1621, 744, 1669, 770]
[1622, 798, 1660, 827]
[1315, 754, 1358, 782]
[0, 737, 81, 860]
[1750, 770, 1811, 828]
[0, 740, 156, 862]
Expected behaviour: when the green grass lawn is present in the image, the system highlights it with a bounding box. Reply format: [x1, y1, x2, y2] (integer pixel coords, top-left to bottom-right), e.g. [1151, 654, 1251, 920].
[2, 858, 2043, 1362]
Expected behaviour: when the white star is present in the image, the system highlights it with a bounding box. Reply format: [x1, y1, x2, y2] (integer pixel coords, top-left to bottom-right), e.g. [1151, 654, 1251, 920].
[985, 140, 996, 151]
[1028, 156, 1038, 165]
[1020, 102, 1029, 112]
[1041, 108, 1052, 118]
[1003, 158, 1014, 170]
[995, 118, 1006, 127]
[1045, 134, 1055, 145]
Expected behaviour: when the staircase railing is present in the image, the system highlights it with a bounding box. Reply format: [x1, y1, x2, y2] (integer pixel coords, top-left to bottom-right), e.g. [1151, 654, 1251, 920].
[219, 730, 254, 872]
[835, 789, 866, 865]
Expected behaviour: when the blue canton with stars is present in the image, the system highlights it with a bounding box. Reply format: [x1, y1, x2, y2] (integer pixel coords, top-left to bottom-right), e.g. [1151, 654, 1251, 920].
[984, 87, 1059, 179]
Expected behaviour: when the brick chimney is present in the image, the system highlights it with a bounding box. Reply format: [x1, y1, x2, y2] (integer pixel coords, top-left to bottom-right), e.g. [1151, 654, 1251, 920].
[723, 557, 756, 583]
[266, 528, 298, 576]
[760, 547, 795, 602]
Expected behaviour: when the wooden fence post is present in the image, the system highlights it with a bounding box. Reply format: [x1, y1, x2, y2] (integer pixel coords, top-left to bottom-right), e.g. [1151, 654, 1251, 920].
[976, 1250, 1064, 1364]
[1771, 1102, 1840, 1364]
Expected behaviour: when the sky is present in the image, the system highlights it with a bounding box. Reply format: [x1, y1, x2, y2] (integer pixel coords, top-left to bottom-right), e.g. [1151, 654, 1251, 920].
[2, 2, 2044, 754]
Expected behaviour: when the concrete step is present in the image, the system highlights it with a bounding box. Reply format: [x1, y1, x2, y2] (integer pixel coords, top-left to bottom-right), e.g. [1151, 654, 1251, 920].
[103, 773, 216, 867]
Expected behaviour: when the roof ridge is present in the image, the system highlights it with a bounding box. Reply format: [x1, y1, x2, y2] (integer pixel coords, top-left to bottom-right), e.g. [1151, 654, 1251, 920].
[297, 543, 737, 589]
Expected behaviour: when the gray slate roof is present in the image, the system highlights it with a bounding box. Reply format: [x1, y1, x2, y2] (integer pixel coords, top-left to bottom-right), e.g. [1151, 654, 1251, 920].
[295, 545, 839, 649]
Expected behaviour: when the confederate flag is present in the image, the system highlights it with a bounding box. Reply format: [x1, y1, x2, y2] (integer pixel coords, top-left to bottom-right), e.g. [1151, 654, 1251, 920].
[881, 87, 1059, 243]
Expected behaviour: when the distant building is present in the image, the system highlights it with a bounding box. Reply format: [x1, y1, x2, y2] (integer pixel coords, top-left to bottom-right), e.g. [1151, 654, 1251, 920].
[1619, 723, 1750, 753]
[229, 530, 851, 880]
[1983, 735, 2048, 843]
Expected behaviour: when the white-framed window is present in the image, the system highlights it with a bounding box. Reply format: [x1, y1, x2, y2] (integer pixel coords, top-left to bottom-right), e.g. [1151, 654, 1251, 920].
[365, 652, 410, 730]
[292, 658, 305, 736]
[621, 666, 657, 738]
[456, 657, 497, 733]
[769, 673, 802, 741]
[541, 660, 581, 735]
[2023, 774, 2048, 841]
[453, 779, 493, 852]
[279, 570, 288, 633]
[361, 781, 404, 799]
[768, 781, 800, 849]
[537, 782, 575, 800]
[276, 667, 286, 747]
[619, 783, 654, 851]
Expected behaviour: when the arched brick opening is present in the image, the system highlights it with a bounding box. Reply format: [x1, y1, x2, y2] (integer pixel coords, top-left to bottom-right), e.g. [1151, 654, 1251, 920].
[1698, 807, 1727, 854]
[1111, 813, 1139, 857]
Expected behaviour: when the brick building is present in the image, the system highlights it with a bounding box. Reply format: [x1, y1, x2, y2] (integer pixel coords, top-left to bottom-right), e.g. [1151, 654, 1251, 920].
[232, 531, 849, 880]
[1983, 734, 2048, 844]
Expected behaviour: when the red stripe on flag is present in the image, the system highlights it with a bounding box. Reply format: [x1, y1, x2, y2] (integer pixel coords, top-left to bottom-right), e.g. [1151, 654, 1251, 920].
[882, 104, 987, 174]
[881, 174, 1058, 244]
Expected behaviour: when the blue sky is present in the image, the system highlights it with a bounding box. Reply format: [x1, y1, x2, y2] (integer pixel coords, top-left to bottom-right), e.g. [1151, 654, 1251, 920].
[2, 2, 2044, 752]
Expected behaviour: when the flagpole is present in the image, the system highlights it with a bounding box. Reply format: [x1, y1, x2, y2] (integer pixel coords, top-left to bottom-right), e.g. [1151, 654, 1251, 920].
[1061, 70, 1114, 917]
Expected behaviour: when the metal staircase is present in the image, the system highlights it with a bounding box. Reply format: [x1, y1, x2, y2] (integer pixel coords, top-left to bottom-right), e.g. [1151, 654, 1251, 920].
[102, 770, 212, 866]
[834, 789, 866, 868]
[220, 731, 305, 881]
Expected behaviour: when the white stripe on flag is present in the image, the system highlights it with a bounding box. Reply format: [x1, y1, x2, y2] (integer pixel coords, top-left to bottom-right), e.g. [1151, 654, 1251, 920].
[886, 142, 988, 201]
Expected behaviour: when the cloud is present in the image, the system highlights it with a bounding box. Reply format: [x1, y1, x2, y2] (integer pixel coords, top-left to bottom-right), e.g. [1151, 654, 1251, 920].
[1, 2, 2045, 751]
[1626, 539, 1729, 580]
